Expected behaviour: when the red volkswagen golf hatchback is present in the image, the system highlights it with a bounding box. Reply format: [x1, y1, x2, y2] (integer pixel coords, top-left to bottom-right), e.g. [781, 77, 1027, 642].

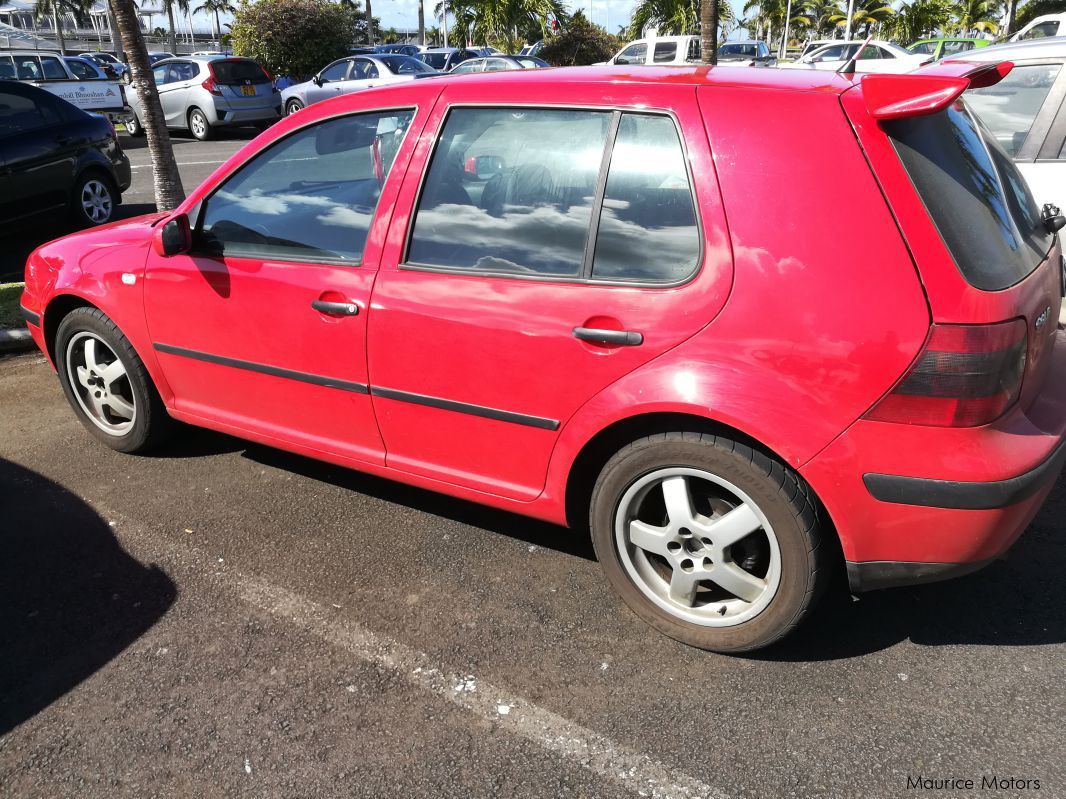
[20, 62, 1066, 652]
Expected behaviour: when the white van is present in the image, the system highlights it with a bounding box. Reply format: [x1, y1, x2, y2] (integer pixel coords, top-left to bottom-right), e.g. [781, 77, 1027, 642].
[1009, 13, 1066, 42]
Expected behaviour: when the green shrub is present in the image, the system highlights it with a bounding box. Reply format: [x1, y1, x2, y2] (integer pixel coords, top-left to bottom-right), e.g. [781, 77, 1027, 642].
[230, 0, 362, 79]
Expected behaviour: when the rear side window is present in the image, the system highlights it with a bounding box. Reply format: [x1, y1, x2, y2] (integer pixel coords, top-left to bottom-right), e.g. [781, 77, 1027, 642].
[653, 42, 677, 62]
[592, 114, 699, 282]
[40, 56, 67, 79]
[965, 64, 1062, 156]
[211, 59, 267, 84]
[885, 100, 1053, 291]
[0, 90, 45, 136]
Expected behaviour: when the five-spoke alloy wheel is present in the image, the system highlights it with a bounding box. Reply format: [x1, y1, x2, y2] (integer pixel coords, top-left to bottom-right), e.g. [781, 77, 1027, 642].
[591, 433, 826, 653]
[56, 308, 173, 452]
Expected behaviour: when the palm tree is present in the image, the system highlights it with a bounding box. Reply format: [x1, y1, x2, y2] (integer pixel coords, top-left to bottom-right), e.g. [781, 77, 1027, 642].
[829, 0, 892, 37]
[461, 0, 565, 52]
[418, 0, 426, 43]
[629, 0, 731, 38]
[886, 0, 951, 42]
[34, 0, 91, 54]
[192, 0, 235, 44]
[953, 0, 999, 36]
[163, 0, 190, 54]
[111, 0, 186, 210]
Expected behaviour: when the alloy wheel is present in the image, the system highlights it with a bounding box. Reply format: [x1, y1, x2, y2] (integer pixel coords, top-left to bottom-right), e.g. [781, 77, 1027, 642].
[614, 467, 782, 627]
[64, 332, 137, 436]
[80, 179, 113, 224]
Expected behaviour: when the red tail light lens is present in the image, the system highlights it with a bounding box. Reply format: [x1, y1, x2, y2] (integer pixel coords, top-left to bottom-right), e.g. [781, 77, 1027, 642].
[202, 75, 222, 96]
[260, 65, 276, 90]
[864, 320, 1027, 427]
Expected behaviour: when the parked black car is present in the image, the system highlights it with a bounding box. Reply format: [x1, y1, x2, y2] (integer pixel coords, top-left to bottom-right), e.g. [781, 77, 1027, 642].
[0, 81, 131, 231]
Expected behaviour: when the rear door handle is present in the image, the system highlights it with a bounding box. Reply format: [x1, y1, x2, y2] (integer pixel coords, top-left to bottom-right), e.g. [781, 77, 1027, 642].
[572, 327, 643, 346]
[312, 299, 359, 316]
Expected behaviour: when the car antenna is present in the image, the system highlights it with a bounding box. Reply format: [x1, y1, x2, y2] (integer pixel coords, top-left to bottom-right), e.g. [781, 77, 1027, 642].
[837, 35, 874, 75]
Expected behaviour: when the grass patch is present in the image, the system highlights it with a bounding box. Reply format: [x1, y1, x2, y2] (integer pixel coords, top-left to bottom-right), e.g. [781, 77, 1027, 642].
[0, 282, 25, 330]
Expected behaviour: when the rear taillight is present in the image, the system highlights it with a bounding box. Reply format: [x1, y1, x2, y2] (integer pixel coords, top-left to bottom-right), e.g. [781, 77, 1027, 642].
[864, 320, 1027, 427]
[261, 65, 276, 91]
[202, 74, 222, 96]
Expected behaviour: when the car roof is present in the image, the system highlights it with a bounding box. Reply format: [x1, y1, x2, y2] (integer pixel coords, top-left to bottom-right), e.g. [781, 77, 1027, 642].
[3, 49, 63, 56]
[370, 64, 862, 95]
[948, 37, 1066, 60]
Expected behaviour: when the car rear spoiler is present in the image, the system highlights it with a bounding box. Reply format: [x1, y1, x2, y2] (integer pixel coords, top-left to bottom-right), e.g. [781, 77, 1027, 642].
[859, 61, 1014, 120]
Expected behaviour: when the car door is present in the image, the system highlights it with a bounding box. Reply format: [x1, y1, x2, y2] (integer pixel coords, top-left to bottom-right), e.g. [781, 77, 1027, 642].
[309, 59, 352, 104]
[366, 82, 730, 500]
[0, 85, 77, 221]
[965, 57, 1066, 210]
[144, 106, 427, 465]
[161, 61, 198, 124]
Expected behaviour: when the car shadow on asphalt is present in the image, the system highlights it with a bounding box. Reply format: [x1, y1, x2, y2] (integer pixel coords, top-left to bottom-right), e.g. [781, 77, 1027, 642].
[0, 458, 177, 735]
[760, 476, 1066, 661]
[0, 204, 158, 283]
[239, 443, 598, 562]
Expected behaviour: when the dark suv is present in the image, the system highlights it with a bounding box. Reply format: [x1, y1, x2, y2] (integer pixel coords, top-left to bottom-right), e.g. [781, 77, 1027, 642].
[0, 81, 131, 231]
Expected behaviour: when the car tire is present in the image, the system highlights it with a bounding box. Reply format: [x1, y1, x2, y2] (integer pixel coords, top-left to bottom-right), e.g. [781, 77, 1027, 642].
[589, 432, 827, 653]
[55, 307, 174, 454]
[70, 171, 117, 227]
[188, 107, 213, 141]
[124, 113, 144, 137]
[285, 99, 303, 116]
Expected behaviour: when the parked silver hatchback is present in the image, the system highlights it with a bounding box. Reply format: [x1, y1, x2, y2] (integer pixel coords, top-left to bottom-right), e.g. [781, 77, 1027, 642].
[125, 56, 281, 141]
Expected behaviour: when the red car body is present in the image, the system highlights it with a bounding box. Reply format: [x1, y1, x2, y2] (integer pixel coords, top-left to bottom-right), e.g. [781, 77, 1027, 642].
[19, 64, 1066, 595]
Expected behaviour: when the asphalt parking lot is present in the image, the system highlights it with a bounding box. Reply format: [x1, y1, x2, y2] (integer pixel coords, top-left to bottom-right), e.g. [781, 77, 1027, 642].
[2, 132, 1065, 798]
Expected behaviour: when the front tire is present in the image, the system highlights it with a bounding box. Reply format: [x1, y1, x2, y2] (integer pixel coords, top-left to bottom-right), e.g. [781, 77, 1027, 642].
[70, 172, 116, 227]
[590, 432, 826, 653]
[56, 308, 174, 453]
[188, 107, 213, 141]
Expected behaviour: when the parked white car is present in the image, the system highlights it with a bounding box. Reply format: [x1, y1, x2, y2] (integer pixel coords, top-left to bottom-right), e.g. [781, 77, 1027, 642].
[282, 54, 438, 116]
[950, 38, 1066, 214]
[781, 40, 930, 73]
[601, 35, 701, 65]
[0, 50, 127, 115]
[1009, 13, 1066, 42]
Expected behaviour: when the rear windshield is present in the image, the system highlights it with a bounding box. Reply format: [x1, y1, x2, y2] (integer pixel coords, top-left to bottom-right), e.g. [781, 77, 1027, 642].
[378, 55, 435, 75]
[884, 99, 1052, 291]
[210, 59, 268, 84]
[420, 52, 448, 69]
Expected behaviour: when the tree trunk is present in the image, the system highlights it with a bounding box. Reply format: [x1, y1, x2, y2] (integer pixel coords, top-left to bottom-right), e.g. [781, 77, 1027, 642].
[418, 0, 425, 45]
[365, 0, 374, 44]
[700, 0, 716, 64]
[53, 8, 66, 55]
[1005, 0, 1018, 36]
[113, 0, 186, 211]
[106, 0, 124, 59]
[167, 1, 177, 54]
[215, 9, 221, 44]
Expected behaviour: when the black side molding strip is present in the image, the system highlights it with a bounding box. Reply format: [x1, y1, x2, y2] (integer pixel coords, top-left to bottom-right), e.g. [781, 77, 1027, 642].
[372, 386, 560, 431]
[846, 558, 994, 592]
[863, 439, 1066, 510]
[154, 343, 370, 395]
[20, 305, 40, 327]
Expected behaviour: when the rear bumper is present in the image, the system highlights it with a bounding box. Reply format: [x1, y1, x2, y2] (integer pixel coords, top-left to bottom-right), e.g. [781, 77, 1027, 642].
[211, 97, 282, 126]
[803, 328, 1066, 591]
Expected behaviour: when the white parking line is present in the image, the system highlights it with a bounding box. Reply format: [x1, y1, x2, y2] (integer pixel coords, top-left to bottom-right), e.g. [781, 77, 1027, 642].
[97, 502, 726, 799]
[129, 160, 228, 169]
[238, 573, 727, 799]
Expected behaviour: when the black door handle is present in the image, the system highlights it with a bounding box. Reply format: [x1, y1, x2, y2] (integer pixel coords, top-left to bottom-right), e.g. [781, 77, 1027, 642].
[572, 327, 643, 346]
[312, 299, 359, 316]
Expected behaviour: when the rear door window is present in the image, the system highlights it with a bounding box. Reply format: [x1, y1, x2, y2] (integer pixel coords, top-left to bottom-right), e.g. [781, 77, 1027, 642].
[885, 100, 1053, 291]
[653, 42, 677, 62]
[965, 63, 1062, 156]
[40, 56, 68, 79]
[211, 59, 267, 84]
[592, 114, 699, 283]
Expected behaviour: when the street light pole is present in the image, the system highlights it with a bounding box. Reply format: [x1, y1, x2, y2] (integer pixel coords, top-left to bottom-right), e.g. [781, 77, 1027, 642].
[844, 0, 856, 40]
[779, 0, 792, 58]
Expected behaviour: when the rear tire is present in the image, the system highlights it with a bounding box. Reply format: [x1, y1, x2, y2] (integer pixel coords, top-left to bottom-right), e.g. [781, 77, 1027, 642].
[55, 307, 174, 453]
[124, 113, 144, 137]
[590, 432, 827, 653]
[285, 99, 303, 116]
[188, 107, 213, 141]
[70, 171, 117, 227]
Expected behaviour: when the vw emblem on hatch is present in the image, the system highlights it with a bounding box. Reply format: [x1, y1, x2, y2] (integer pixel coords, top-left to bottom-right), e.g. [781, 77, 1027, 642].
[1034, 305, 1051, 330]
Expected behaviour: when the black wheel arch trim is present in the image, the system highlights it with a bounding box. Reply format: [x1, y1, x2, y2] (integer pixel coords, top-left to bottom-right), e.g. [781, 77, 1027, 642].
[20, 305, 41, 327]
[863, 439, 1066, 510]
[846, 558, 995, 592]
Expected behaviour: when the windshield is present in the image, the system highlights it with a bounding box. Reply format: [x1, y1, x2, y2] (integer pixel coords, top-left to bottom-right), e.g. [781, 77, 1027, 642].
[379, 55, 436, 74]
[420, 52, 449, 69]
[719, 44, 757, 57]
[885, 99, 1052, 291]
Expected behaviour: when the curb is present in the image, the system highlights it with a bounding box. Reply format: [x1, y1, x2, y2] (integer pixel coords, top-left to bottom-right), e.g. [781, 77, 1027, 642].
[0, 327, 36, 354]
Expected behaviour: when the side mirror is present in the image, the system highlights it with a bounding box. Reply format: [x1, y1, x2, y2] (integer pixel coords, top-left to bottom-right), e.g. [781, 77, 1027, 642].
[1043, 203, 1065, 234]
[153, 213, 191, 257]
[312, 74, 323, 86]
[464, 154, 504, 181]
